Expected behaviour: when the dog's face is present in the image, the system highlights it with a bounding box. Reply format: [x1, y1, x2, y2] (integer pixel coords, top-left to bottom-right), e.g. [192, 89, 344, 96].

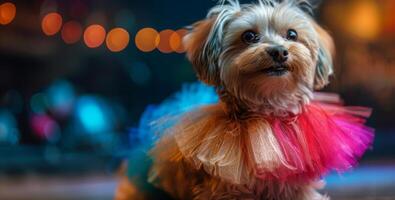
[184, 0, 334, 112]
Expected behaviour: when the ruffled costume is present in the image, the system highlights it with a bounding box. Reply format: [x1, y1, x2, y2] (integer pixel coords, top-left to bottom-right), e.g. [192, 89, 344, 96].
[132, 82, 374, 186]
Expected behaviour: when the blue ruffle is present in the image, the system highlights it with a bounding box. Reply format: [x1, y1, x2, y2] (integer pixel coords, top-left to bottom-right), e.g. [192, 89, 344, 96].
[126, 82, 218, 182]
[131, 82, 219, 147]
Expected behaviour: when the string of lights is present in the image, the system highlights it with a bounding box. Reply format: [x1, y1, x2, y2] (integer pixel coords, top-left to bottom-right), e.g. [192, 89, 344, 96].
[1, 1, 187, 54]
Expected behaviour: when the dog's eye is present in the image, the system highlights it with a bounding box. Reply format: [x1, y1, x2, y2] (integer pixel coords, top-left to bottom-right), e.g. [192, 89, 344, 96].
[242, 30, 260, 44]
[286, 29, 298, 41]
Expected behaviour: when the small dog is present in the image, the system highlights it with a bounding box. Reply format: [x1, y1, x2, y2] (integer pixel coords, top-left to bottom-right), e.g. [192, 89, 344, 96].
[183, 0, 334, 117]
[120, 1, 373, 200]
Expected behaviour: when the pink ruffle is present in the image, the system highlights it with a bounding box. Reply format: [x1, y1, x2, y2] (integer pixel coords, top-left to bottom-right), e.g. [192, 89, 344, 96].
[258, 100, 374, 182]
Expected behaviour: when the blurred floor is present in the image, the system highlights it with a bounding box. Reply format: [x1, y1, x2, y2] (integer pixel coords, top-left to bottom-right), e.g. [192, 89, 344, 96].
[323, 162, 395, 200]
[0, 163, 394, 200]
[0, 175, 117, 200]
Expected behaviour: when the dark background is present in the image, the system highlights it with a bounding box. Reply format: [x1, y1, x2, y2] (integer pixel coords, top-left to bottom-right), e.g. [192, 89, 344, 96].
[0, 0, 394, 199]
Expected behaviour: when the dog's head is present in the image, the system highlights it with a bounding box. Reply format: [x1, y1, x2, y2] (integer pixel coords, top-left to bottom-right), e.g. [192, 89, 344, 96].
[184, 0, 334, 114]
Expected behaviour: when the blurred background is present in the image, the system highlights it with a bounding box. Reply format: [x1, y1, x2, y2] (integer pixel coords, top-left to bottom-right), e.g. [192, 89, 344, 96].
[0, 0, 394, 199]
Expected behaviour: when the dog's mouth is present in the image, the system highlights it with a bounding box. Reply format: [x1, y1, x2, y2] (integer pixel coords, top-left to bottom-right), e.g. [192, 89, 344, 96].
[261, 64, 290, 76]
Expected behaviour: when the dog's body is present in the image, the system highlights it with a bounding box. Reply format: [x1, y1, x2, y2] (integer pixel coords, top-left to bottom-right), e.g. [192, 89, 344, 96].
[118, 1, 373, 200]
[148, 1, 333, 199]
[149, 104, 329, 200]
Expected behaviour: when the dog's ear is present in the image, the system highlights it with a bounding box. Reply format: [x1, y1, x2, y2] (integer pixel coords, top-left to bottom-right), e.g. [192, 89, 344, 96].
[313, 22, 335, 89]
[293, 0, 334, 89]
[183, 18, 219, 85]
[183, 3, 239, 86]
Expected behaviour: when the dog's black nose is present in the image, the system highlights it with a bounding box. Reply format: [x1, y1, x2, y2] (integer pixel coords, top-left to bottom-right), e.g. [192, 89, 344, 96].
[266, 46, 289, 63]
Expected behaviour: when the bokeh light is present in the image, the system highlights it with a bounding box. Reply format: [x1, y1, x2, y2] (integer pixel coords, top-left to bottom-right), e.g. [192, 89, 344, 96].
[0, 2, 16, 25]
[83, 24, 106, 48]
[76, 96, 110, 134]
[41, 12, 63, 36]
[30, 93, 48, 114]
[30, 114, 59, 141]
[61, 21, 82, 44]
[135, 28, 159, 52]
[157, 29, 175, 53]
[170, 29, 188, 53]
[46, 80, 75, 117]
[0, 109, 19, 144]
[106, 27, 130, 52]
[346, 0, 381, 40]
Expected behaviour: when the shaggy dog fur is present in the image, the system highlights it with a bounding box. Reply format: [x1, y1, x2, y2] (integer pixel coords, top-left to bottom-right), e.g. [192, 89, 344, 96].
[117, 0, 338, 199]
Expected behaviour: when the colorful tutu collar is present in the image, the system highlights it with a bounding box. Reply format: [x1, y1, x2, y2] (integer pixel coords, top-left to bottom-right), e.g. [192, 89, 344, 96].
[173, 97, 374, 185]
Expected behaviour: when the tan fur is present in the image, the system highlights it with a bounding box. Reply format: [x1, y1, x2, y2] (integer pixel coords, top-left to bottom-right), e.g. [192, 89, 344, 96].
[312, 22, 335, 89]
[149, 105, 329, 200]
[184, 18, 219, 85]
[313, 23, 334, 63]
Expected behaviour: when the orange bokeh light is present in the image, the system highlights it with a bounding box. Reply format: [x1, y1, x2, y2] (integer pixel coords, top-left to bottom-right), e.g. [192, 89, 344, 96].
[0, 2, 16, 25]
[42, 12, 63, 36]
[346, 0, 380, 40]
[61, 21, 82, 44]
[106, 27, 130, 52]
[157, 29, 175, 53]
[383, 0, 395, 35]
[83, 24, 106, 48]
[170, 29, 188, 53]
[135, 28, 159, 52]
